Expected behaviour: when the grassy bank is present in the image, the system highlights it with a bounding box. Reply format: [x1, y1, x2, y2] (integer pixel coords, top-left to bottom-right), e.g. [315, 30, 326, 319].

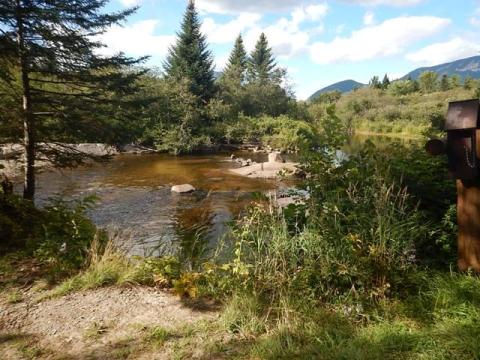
[334, 85, 475, 138]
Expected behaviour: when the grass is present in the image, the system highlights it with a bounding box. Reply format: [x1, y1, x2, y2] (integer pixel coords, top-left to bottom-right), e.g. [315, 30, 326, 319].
[6, 289, 23, 304]
[44, 237, 182, 299]
[162, 271, 480, 359]
[83, 321, 111, 340]
[144, 326, 173, 347]
[336, 86, 475, 138]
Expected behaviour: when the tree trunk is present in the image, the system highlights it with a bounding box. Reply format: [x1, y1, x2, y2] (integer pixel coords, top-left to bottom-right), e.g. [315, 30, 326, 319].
[16, 0, 35, 201]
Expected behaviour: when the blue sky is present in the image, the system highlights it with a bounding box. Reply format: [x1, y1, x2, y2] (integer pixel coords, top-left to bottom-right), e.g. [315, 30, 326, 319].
[99, 0, 480, 99]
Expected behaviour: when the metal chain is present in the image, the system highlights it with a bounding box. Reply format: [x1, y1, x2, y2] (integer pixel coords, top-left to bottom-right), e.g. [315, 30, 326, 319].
[464, 145, 476, 168]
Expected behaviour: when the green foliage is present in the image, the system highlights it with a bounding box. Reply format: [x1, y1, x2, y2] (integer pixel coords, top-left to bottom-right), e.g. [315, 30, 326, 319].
[33, 196, 102, 275]
[220, 115, 317, 151]
[0, 194, 101, 276]
[248, 33, 277, 83]
[164, 0, 216, 103]
[419, 71, 439, 93]
[464, 76, 475, 90]
[51, 240, 183, 297]
[335, 86, 472, 137]
[388, 79, 419, 96]
[309, 90, 342, 105]
[0, 194, 42, 250]
[382, 74, 391, 89]
[222, 35, 248, 85]
[140, 77, 212, 154]
[440, 74, 451, 91]
[369, 75, 382, 89]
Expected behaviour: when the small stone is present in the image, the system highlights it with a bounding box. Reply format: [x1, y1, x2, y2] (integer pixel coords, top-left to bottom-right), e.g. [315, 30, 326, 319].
[171, 184, 195, 193]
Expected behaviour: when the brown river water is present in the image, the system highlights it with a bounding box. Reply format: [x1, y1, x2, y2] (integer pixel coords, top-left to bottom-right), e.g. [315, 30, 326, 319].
[12, 135, 415, 260]
[28, 151, 289, 257]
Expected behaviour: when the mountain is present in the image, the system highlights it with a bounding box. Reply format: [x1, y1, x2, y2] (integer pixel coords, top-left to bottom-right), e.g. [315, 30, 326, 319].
[402, 55, 480, 80]
[308, 79, 365, 101]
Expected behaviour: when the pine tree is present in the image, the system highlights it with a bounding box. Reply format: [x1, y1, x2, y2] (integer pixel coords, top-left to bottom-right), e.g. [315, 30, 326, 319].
[164, 0, 216, 103]
[223, 34, 248, 84]
[0, 0, 144, 201]
[382, 74, 391, 89]
[248, 33, 277, 83]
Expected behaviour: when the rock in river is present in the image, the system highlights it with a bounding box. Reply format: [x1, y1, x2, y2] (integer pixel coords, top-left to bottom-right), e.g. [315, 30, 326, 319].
[171, 184, 195, 194]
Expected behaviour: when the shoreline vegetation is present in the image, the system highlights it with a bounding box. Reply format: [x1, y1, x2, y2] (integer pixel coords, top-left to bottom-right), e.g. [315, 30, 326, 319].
[2, 0, 480, 359]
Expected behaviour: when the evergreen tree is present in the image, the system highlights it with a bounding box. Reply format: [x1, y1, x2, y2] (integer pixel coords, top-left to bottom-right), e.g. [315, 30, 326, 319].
[382, 74, 391, 89]
[248, 33, 277, 83]
[0, 0, 144, 201]
[223, 34, 248, 84]
[164, 0, 216, 103]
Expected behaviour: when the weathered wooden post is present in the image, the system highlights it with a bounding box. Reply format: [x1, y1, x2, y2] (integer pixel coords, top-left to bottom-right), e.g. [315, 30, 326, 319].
[426, 99, 480, 271]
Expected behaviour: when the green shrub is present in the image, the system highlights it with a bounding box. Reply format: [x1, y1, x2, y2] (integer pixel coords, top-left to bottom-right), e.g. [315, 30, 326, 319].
[0, 194, 42, 250]
[0, 194, 103, 277]
[221, 114, 317, 151]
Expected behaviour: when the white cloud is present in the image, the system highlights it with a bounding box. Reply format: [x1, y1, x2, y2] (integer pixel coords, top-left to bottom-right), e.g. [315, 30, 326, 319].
[340, 0, 423, 6]
[258, 4, 327, 57]
[197, 0, 328, 14]
[363, 11, 375, 25]
[244, 23, 311, 58]
[119, 0, 142, 7]
[310, 16, 450, 64]
[406, 38, 480, 66]
[97, 20, 175, 58]
[470, 7, 480, 27]
[205, 4, 328, 59]
[201, 13, 261, 44]
[197, 0, 423, 13]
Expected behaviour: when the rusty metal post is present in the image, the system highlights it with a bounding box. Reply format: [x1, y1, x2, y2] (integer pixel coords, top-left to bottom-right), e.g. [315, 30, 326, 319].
[456, 128, 480, 271]
[426, 100, 480, 272]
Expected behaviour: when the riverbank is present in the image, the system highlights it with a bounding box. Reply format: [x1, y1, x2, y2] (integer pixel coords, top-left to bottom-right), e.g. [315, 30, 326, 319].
[0, 143, 160, 179]
[1, 249, 478, 360]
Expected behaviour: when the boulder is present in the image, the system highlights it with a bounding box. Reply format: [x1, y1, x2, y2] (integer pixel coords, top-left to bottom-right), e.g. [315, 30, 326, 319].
[171, 184, 195, 194]
[268, 152, 284, 163]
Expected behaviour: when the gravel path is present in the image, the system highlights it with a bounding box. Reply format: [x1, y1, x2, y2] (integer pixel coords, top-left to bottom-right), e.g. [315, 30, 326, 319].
[0, 286, 216, 359]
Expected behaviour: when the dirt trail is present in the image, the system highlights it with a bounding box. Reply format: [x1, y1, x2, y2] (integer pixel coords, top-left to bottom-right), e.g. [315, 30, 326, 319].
[0, 286, 217, 359]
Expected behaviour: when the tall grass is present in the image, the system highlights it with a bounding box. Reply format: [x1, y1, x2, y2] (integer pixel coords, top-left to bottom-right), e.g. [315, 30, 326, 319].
[49, 233, 182, 297]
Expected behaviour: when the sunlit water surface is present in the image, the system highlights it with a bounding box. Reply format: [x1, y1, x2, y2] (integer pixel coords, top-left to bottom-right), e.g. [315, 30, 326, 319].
[30, 152, 287, 257]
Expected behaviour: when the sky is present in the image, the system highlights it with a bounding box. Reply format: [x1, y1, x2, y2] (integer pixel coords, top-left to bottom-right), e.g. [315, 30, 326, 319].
[99, 0, 480, 100]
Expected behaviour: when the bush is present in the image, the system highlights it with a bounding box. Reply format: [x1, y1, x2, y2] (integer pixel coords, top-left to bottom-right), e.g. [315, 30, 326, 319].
[0, 194, 102, 276]
[0, 194, 42, 250]
[221, 115, 317, 151]
[33, 196, 102, 275]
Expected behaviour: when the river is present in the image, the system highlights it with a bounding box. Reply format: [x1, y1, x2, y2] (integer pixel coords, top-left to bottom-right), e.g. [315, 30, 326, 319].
[28, 151, 289, 258]
[15, 135, 419, 260]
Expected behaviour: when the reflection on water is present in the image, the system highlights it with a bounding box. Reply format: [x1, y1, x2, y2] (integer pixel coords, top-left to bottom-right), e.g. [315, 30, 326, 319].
[344, 134, 421, 154]
[18, 135, 418, 262]
[30, 152, 284, 258]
